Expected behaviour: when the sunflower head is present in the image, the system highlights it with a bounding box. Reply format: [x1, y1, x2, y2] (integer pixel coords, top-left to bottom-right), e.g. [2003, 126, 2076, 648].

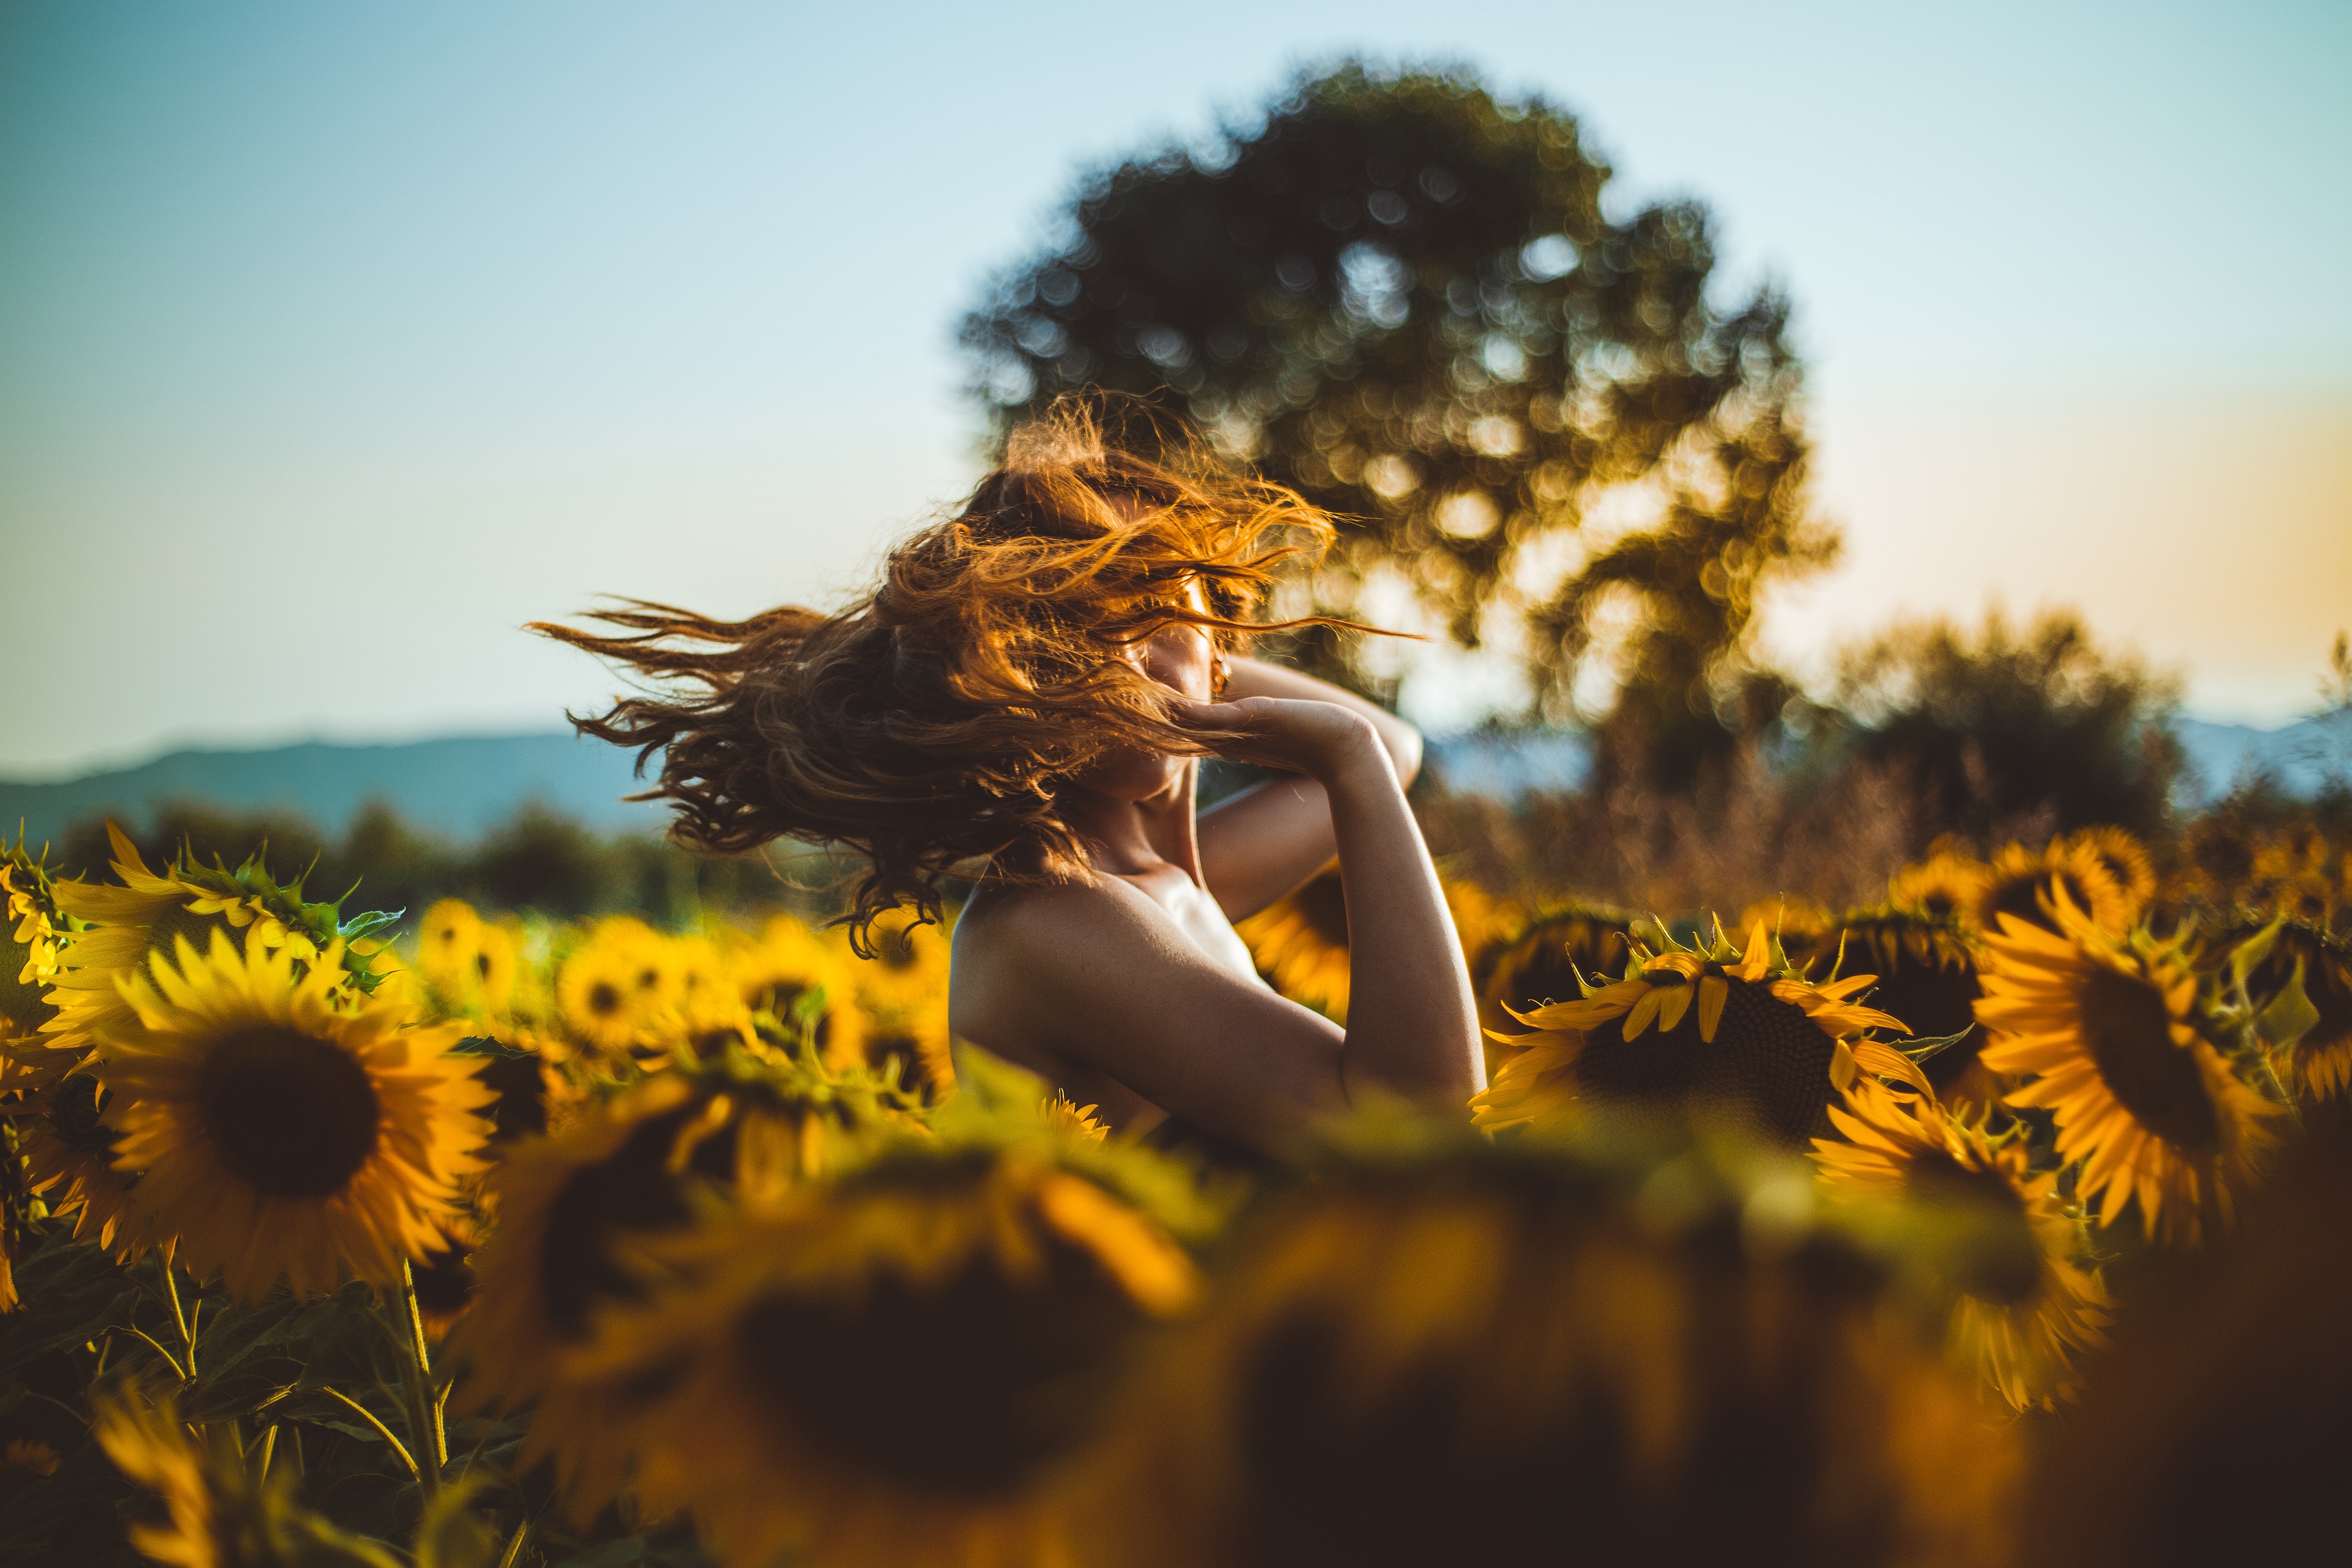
[723, 915, 866, 1069]
[18, 1067, 163, 1264]
[42, 822, 402, 1060]
[1474, 918, 1923, 1149]
[1973, 839, 2132, 938]
[1812, 1081, 2112, 1410]
[573, 1084, 1212, 1568]
[93, 926, 494, 1300]
[1477, 903, 1635, 1037]
[1977, 888, 2282, 1245]
[1821, 910, 1990, 1096]
[2223, 916, 2352, 1101]
[1235, 867, 1352, 1020]
[1888, 851, 1992, 927]
[413, 898, 522, 1019]
[2064, 825, 2158, 916]
[0, 840, 66, 1041]
[1076, 1119, 2017, 1568]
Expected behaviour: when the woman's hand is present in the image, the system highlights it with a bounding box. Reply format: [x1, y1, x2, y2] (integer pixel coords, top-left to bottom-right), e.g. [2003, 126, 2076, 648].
[1166, 693, 1384, 782]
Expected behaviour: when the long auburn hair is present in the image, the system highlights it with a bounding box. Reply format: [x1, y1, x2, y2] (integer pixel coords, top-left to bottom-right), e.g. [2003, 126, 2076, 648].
[533, 404, 1346, 952]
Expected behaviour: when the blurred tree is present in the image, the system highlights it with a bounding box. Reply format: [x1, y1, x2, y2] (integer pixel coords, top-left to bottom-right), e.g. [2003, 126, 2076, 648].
[962, 60, 1835, 733]
[1834, 609, 2182, 846]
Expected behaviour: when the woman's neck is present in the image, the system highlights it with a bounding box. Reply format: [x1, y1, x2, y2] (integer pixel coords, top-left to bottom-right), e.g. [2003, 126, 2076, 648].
[1057, 761, 1203, 887]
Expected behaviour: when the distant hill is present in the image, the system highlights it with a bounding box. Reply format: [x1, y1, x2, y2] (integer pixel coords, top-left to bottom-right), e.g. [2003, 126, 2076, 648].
[0, 733, 663, 850]
[2173, 712, 2350, 803]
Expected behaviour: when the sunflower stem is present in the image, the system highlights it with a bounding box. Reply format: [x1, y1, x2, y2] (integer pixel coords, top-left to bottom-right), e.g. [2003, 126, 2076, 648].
[319, 1388, 420, 1485]
[397, 1260, 448, 1483]
[156, 1259, 191, 1365]
[116, 1325, 187, 1384]
[496, 1519, 530, 1568]
[254, 1422, 277, 1482]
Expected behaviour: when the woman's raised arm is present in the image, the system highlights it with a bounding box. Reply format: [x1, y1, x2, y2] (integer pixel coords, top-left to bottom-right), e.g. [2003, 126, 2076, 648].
[1194, 655, 1422, 920]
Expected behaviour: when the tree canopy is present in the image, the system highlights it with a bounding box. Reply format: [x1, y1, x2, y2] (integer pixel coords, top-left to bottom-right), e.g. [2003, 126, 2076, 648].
[962, 62, 1835, 720]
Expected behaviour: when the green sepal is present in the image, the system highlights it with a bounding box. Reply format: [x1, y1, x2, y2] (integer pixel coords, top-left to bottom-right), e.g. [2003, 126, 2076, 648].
[2256, 959, 2322, 1052]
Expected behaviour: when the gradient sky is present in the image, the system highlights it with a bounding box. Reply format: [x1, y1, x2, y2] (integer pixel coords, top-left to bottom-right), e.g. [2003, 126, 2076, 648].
[2, 0, 2345, 777]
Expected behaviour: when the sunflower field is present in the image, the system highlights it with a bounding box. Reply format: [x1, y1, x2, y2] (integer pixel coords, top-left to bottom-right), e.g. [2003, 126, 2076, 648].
[1, 812, 2348, 1567]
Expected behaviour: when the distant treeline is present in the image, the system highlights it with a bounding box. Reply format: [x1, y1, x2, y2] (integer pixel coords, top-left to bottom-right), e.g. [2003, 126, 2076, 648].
[52, 800, 854, 930]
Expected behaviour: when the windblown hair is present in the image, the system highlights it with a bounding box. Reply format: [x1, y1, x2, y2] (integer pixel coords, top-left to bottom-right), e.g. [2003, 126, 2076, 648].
[533, 406, 1343, 953]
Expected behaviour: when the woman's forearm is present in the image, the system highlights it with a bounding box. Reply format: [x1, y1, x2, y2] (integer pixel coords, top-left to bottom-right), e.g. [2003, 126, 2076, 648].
[1315, 733, 1483, 1104]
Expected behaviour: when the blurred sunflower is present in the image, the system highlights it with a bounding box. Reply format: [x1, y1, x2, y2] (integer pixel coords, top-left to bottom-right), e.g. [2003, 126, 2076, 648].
[1073, 1125, 2015, 1568]
[551, 916, 681, 1057]
[17, 1068, 163, 1265]
[1976, 891, 2279, 1244]
[1733, 895, 1834, 971]
[835, 907, 955, 1096]
[838, 905, 951, 1019]
[1812, 1082, 2112, 1411]
[576, 1126, 1204, 1568]
[414, 899, 521, 1020]
[1477, 905, 1634, 1039]
[449, 1074, 715, 1514]
[1442, 878, 1520, 985]
[1235, 867, 1351, 1020]
[1972, 839, 2131, 938]
[93, 927, 494, 1300]
[1887, 851, 1992, 927]
[731, 915, 865, 1068]
[2231, 918, 2352, 1100]
[94, 1382, 400, 1568]
[1473, 921, 1923, 1148]
[2064, 826, 2157, 918]
[454, 1047, 927, 1516]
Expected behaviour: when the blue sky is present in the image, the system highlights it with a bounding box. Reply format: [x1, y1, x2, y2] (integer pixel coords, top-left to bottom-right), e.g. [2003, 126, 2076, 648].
[2, 1, 2345, 775]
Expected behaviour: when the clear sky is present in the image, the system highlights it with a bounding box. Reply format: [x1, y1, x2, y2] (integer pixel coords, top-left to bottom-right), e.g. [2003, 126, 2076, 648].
[2, 0, 2345, 777]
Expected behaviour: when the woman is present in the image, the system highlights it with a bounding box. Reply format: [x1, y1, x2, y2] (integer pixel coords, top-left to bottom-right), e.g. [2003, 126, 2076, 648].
[537, 411, 1480, 1153]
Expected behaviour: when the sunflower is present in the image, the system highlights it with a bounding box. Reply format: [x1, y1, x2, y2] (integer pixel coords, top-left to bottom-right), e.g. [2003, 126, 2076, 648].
[1, 845, 65, 1042]
[452, 1047, 928, 1517]
[92, 927, 494, 1301]
[1442, 877, 1521, 984]
[1812, 1081, 2112, 1411]
[17, 1068, 164, 1264]
[1972, 839, 2132, 938]
[728, 915, 865, 1069]
[573, 1121, 1206, 1568]
[1822, 911, 1992, 1103]
[448, 1074, 717, 1515]
[554, 916, 689, 1057]
[834, 908, 955, 1096]
[1975, 891, 2280, 1244]
[1472, 920, 1924, 1148]
[837, 905, 952, 1016]
[412, 899, 520, 1019]
[41, 822, 392, 1062]
[1236, 867, 1352, 1020]
[1072, 1124, 2016, 1568]
[94, 1382, 399, 1568]
[1888, 851, 1992, 927]
[0, 1439, 58, 1479]
[1734, 895, 1835, 970]
[1478, 904, 1634, 1033]
[2064, 826, 2157, 918]
[2231, 918, 2352, 1101]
